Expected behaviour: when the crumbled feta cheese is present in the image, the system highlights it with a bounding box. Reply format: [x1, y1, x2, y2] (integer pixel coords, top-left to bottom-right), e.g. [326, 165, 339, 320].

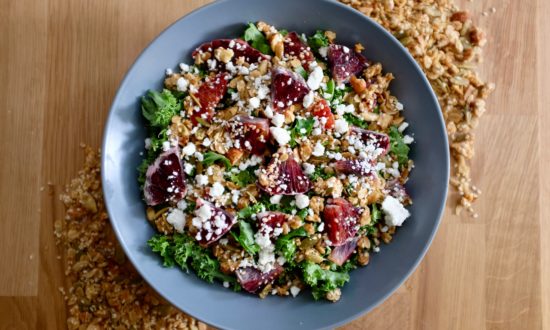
[176, 199, 188, 210]
[396, 101, 404, 111]
[334, 119, 349, 134]
[307, 66, 324, 91]
[271, 113, 285, 127]
[264, 105, 274, 118]
[223, 281, 230, 288]
[209, 182, 225, 198]
[403, 135, 414, 144]
[295, 194, 310, 209]
[179, 63, 190, 72]
[303, 91, 314, 108]
[398, 122, 409, 133]
[312, 127, 322, 136]
[166, 208, 185, 233]
[290, 286, 301, 297]
[165, 68, 173, 76]
[270, 195, 282, 204]
[312, 141, 325, 157]
[162, 141, 171, 151]
[303, 163, 315, 175]
[182, 142, 196, 156]
[202, 138, 212, 147]
[144, 138, 152, 150]
[335, 104, 355, 116]
[195, 174, 208, 186]
[381, 196, 410, 227]
[318, 46, 329, 58]
[176, 77, 189, 92]
[249, 97, 260, 109]
[317, 222, 325, 232]
[270, 127, 291, 145]
[196, 203, 212, 220]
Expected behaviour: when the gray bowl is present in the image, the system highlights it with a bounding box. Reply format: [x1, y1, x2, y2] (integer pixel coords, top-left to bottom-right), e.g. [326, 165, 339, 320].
[101, 0, 449, 329]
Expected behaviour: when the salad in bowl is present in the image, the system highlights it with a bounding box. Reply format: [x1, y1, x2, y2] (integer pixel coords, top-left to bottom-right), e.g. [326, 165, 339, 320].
[139, 21, 414, 302]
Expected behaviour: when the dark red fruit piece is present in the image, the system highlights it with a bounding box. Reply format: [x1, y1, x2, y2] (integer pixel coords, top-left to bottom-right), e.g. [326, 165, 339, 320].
[193, 199, 236, 246]
[192, 39, 270, 71]
[283, 32, 315, 70]
[236, 264, 284, 293]
[323, 198, 360, 246]
[191, 72, 229, 125]
[334, 159, 376, 177]
[228, 115, 270, 155]
[328, 238, 358, 266]
[310, 99, 335, 129]
[257, 212, 287, 237]
[386, 179, 410, 203]
[327, 44, 368, 84]
[144, 148, 187, 206]
[271, 66, 310, 111]
[350, 126, 390, 156]
[258, 152, 311, 195]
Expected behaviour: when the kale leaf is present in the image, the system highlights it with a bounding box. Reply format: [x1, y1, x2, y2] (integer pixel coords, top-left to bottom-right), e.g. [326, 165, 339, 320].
[202, 151, 232, 169]
[243, 22, 271, 55]
[388, 125, 410, 165]
[141, 89, 181, 128]
[301, 261, 350, 300]
[230, 221, 259, 255]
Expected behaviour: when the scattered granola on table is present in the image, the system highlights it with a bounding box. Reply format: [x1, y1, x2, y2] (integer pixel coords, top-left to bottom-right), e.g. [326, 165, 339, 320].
[341, 0, 494, 216]
[55, 146, 207, 330]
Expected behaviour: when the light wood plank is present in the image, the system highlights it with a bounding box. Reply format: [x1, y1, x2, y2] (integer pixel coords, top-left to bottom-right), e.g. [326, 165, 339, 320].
[0, 0, 47, 296]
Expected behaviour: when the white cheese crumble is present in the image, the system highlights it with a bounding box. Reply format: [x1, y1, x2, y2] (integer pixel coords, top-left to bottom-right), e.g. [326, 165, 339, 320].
[317, 222, 325, 232]
[209, 182, 225, 198]
[176, 77, 189, 92]
[403, 135, 414, 144]
[396, 101, 404, 111]
[223, 281, 230, 288]
[195, 174, 208, 186]
[290, 286, 301, 297]
[334, 118, 349, 134]
[249, 97, 260, 109]
[196, 203, 212, 221]
[270, 194, 282, 204]
[307, 66, 324, 91]
[270, 127, 291, 146]
[312, 141, 325, 157]
[303, 163, 315, 175]
[144, 138, 152, 150]
[179, 63, 190, 72]
[166, 208, 185, 233]
[176, 199, 188, 211]
[264, 105, 274, 118]
[165, 68, 173, 76]
[271, 113, 285, 127]
[202, 137, 212, 147]
[398, 122, 409, 133]
[381, 196, 410, 227]
[182, 142, 196, 156]
[335, 104, 355, 116]
[303, 91, 314, 108]
[295, 194, 310, 209]
[318, 46, 329, 58]
[162, 141, 171, 151]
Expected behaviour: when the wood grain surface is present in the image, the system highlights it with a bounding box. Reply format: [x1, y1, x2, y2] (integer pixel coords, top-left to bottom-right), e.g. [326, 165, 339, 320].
[0, 0, 548, 329]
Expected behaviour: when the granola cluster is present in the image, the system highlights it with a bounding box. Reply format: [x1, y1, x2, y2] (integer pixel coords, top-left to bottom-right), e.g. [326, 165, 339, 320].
[55, 146, 206, 330]
[341, 0, 494, 216]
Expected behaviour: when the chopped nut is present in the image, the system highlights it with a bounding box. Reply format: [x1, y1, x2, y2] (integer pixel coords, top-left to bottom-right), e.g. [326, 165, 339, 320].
[214, 47, 234, 63]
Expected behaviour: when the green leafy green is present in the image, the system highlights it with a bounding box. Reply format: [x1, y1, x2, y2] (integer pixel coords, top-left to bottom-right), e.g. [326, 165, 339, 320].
[148, 234, 240, 289]
[323, 79, 335, 101]
[243, 22, 271, 55]
[309, 166, 335, 181]
[343, 113, 368, 129]
[388, 126, 410, 165]
[202, 151, 232, 169]
[371, 203, 381, 223]
[231, 221, 259, 255]
[279, 29, 289, 36]
[307, 30, 329, 53]
[141, 89, 181, 128]
[238, 203, 267, 219]
[275, 227, 308, 264]
[227, 167, 257, 187]
[297, 208, 308, 220]
[332, 85, 351, 106]
[302, 261, 350, 300]
[289, 118, 315, 147]
[295, 65, 308, 79]
[148, 235, 175, 267]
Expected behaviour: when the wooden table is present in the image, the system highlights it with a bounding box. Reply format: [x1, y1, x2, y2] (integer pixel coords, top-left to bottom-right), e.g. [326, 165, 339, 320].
[0, 0, 548, 328]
